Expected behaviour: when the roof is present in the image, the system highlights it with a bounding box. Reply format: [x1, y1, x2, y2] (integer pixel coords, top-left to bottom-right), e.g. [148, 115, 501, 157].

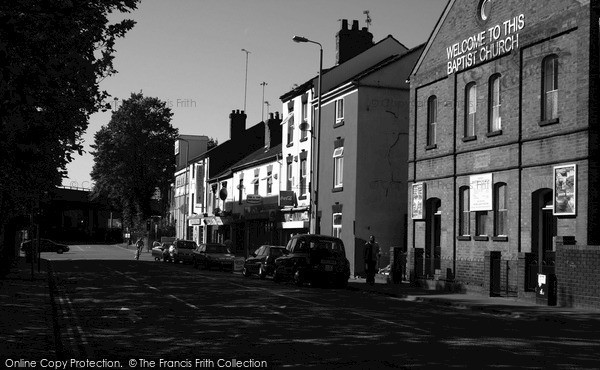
[191, 121, 266, 179]
[208, 143, 282, 182]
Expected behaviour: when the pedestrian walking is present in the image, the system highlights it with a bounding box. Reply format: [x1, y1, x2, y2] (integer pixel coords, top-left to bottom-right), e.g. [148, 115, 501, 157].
[363, 235, 380, 285]
[135, 237, 144, 260]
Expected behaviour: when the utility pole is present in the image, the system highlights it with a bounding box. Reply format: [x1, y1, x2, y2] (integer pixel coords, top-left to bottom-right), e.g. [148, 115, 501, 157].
[241, 49, 251, 112]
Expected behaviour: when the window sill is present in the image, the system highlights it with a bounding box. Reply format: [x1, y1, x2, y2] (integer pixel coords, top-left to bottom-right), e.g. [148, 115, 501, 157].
[334, 120, 345, 128]
[332, 187, 343, 193]
[298, 195, 307, 200]
[539, 118, 559, 127]
[457, 236, 471, 241]
[300, 137, 309, 143]
[491, 236, 508, 242]
[474, 236, 489, 241]
[425, 144, 437, 150]
[286, 142, 294, 148]
[486, 130, 502, 137]
[462, 135, 477, 142]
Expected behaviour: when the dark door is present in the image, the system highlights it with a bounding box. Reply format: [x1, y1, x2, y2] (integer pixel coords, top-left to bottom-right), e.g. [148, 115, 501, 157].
[425, 198, 441, 277]
[490, 251, 501, 296]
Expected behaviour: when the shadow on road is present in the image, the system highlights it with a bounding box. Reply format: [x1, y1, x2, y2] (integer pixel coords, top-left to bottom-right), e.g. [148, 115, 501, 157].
[18, 259, 600, 368]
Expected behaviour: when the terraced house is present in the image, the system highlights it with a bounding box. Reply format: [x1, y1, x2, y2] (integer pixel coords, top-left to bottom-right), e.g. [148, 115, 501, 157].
[407, 0, 600, 309]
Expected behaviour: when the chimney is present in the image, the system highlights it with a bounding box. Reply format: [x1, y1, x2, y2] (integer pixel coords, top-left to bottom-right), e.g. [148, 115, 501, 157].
[229, 109, 247, 141]
[336, 19, 374, 65]
[265, 112, 282, 149]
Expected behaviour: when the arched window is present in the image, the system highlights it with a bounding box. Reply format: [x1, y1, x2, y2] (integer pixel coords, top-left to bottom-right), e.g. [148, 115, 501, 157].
[542, 55, 558, 121]
[489, 74, 501, 132]
[427, 96, 437, 147]
[459, 186, 470, 236]
[494, 183, 507, 236]
[465, 82, 477, 137]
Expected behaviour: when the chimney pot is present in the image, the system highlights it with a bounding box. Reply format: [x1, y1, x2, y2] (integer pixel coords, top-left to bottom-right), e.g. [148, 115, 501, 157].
[352, 20, 359, 30]
[342, 19, 348, 30]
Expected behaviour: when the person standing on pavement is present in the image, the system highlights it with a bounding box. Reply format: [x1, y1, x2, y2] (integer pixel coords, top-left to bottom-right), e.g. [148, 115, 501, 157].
[135, 237, 144, 260]
[363, 235, 380, 285]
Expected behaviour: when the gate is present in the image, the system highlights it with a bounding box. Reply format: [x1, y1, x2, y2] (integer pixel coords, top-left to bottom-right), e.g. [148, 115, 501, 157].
[490, 251, 501, 296]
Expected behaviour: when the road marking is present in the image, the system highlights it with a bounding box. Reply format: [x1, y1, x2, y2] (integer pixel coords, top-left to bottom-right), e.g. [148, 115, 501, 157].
[227, 281, 429, 333]
[56, 286, 93, 357]
[113, 270, 200, 310]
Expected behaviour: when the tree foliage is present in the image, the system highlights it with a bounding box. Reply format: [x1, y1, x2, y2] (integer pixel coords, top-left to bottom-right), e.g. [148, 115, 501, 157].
[0, 0, 139, 233]
[91, 93, 178, 231]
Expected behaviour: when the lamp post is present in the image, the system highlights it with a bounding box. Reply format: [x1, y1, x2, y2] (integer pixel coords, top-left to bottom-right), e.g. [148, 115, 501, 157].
[241, 48, 251, 112]
[178, 137, 190, 240]
[260, 81, 268, 122]
[293, 35, 322, 234]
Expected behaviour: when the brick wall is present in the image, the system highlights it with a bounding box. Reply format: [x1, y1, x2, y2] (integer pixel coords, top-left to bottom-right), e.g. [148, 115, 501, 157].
[555, 237, 600, 310]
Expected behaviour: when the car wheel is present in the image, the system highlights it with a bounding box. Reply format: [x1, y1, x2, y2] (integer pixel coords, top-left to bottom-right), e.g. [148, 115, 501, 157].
[273, 268, 282, 283]
[154, 257, 159, 261]
[293, 269, 304, 287]
[258, 265, 267, 279]
[242, 267, 250, 277]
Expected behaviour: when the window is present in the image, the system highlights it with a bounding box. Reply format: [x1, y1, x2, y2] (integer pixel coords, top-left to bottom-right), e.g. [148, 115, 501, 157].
[300, 157, 307, 195]
[494, 183, 507, 236]
[459, 186, 470, 236]
[301, 99, 308, 140]
[489, 74, 501, 132]
[476, 211, 488, 236]
[238, 178, 243, 204]
[287, 115, 294, 144]
[335, 98, 344, 124]
[287, 161, 293, 191]
[465, 82, 477, 137]
[333, 146, 344, 188]
[542, 55, 558, 121]
[266, 166, 273, 195]
[332, 213, 342, 238]
[427, 96, 437, 146]
[252, 170, 259, 195]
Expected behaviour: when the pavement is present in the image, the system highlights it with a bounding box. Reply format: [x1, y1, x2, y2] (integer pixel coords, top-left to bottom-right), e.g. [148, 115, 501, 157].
[1, 255, 597, 360]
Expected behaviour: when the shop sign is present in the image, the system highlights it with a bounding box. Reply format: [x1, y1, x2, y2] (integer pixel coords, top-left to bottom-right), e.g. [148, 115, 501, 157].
[411, 183, 425, 220]
[470, 173, 493, 211]
[553, 164, 576, 216]
[246, 194, 262, 205]
[446, 14, 524, 74]
[279, 191, 297, 207]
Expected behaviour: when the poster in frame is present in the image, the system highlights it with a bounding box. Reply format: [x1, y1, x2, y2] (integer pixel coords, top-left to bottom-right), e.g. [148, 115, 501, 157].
[553, 164, 576, 216]
[411, 183, 425, 220]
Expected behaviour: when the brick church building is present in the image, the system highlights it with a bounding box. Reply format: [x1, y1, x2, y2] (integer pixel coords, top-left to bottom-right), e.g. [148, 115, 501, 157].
[407, 0, 600, 308]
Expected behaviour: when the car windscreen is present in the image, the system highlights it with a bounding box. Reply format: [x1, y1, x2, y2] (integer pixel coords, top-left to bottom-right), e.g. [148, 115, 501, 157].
[206, 245, 230, 254]
[310, 240, 345, 256]
[178, 241, 196, 249]
[270, 248, 285, 257]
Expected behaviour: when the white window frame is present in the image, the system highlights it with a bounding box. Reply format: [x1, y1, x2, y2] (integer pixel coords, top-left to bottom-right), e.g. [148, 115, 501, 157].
[332, 212, 342, 238]
[465, 82, 477, 137]
[489, 75, 501, 132]
[333, 147, 344, 188]
[335, 98, 344, 124]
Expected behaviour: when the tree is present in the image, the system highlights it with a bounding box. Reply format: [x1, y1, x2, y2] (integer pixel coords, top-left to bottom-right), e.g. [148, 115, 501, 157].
[91, 93, 178, 232]
[0, 1, 138, 262]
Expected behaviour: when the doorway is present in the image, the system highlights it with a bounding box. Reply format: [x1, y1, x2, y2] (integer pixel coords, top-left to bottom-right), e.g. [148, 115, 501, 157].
[425, 198, 441, 277]
[532, 188, 556, 274]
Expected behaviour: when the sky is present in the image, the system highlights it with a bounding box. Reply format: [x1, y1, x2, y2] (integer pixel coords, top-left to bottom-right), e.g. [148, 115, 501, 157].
[63, 0, 448, 188]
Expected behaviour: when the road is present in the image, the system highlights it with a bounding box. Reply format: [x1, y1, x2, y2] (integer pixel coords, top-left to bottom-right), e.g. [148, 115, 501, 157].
[43, 245, 600, 369]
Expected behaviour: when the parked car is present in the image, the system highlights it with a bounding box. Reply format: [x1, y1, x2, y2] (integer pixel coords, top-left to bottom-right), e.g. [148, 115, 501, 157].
[151, 243, 172, 262]
[273, 234, 350, 288]
[243, 245, 287, 279]
[171, 240, 197, 264]
[20, 239, 70, 254]
[192, 243, 235, 271]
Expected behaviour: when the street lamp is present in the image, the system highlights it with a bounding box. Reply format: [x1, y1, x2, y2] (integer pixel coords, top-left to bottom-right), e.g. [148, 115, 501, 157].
[178, 137, 190, 240]
[241, 48, 251, 112]
[293, 35, 322, 234]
